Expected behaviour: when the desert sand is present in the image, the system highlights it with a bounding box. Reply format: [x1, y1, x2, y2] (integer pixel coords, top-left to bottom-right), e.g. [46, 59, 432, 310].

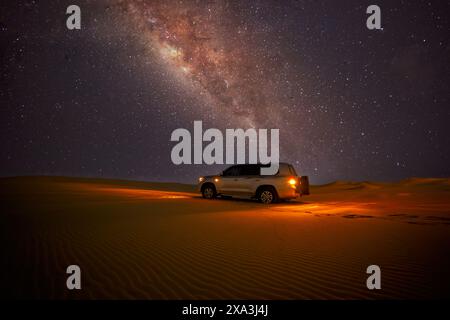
[1, 176, 449, 299]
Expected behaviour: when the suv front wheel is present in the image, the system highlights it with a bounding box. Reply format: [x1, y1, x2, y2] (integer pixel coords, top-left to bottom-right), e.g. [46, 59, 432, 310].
[201, 184, 217, 199]
[258, 187, 278, 204]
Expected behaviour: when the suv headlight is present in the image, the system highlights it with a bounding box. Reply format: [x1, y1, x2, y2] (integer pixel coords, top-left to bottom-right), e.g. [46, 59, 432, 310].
[199, 177, 205, 182]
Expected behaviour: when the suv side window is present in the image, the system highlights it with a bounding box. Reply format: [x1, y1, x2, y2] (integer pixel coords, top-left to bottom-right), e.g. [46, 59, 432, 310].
[223, 165, 241, 176]
[240, 164, 260, 176]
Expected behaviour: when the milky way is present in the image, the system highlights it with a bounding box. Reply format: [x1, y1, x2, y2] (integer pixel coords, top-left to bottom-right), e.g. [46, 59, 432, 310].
[119, 0, 286, 128]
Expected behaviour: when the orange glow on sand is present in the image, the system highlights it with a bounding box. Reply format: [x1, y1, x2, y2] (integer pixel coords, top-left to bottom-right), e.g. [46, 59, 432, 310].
[64, 183, 193, 200]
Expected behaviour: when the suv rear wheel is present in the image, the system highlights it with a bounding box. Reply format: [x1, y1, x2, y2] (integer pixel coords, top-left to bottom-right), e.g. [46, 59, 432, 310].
[258, 187, 278, 204]
[201, 184, 216, 199]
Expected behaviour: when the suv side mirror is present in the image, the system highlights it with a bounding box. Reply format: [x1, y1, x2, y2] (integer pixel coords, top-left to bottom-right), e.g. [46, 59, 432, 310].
[220, 171, 224, 176]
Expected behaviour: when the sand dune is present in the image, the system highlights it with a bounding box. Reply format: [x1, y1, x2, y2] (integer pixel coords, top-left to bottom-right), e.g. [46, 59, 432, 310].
[1, 176, 449, 299]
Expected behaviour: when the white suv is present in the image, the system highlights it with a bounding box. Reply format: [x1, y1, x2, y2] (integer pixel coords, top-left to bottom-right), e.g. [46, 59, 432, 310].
[198, 163, 309, 204]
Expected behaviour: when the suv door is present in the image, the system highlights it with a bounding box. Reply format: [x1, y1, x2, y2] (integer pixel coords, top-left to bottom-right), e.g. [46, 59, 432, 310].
[219, 165, 242, 194]
[239, 164, 261, 195]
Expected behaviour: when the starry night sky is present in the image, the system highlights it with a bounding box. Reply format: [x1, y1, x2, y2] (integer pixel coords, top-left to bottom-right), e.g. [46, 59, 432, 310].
[1, 0, 449, 184]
